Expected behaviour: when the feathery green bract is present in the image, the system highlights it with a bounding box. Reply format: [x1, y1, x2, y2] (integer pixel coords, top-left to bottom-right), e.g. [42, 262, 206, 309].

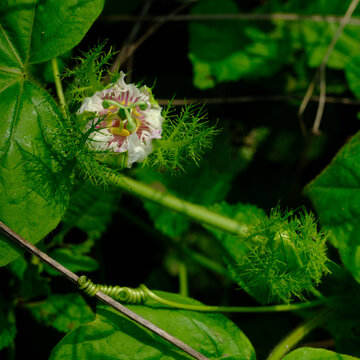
[237, 207, 329, 303]
[146, 103, 220, 172]
[60, 45, 219, 176]
[62, 42, 116, 107]
[209, 204, 329, 303]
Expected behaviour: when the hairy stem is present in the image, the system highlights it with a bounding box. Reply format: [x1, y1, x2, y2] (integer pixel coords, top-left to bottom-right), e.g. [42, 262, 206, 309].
[51, 57, 67, 116]
[109, 174, 248, 237]
[266, 307, 332, 360]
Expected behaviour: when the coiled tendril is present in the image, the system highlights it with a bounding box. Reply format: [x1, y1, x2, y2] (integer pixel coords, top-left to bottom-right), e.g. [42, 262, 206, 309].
[78, 275, 149, 304]
[77, 275, 326, 313]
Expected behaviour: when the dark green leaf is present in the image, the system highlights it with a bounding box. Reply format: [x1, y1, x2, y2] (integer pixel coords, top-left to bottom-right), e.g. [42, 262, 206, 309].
[6, 255, 28, 280]
[60, 181, 121, 241]
[50, 291, 255, 360]
[304, 131, 360, 282]
[137, 129, 265, 238]
[28, 293, 94, 333]
[207, 202, 267, 295]
[282, 347, 360, 360]
[188, 0, 290, 89]
[0, 301, 16, 351]
[44, 248, 98, 276]
[19, 263, 51, 300]
[188, 0, 360, 96]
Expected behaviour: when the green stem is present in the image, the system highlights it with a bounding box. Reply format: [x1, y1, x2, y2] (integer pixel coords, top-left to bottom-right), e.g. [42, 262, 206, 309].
[51, 57, 67, 116]
[109, 174, 248, 237]
[178, 262, 188, 297]
[141, 284, 327, 313]
[266, 306, 332, 360]
[78, 277, 329, 314]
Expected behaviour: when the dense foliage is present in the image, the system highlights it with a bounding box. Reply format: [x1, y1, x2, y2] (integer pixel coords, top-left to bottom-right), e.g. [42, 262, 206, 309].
[1, 0, 360, 359]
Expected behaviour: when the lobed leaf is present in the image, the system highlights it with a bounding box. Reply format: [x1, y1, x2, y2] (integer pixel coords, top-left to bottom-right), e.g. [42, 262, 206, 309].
[0, 0, 105, 266]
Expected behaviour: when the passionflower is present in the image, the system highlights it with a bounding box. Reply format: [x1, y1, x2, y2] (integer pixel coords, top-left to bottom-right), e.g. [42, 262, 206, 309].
[78, 72, 164, 167]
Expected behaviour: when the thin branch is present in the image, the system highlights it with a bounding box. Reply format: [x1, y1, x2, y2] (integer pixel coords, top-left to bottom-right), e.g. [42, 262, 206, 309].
[0, 220, 209, 360]
[298, 0, 360, 136]
[100, 13, 360, 26]
[109, 0, 153, 77]
[110, 2, 190, 73]
[156, 95, 360, 106]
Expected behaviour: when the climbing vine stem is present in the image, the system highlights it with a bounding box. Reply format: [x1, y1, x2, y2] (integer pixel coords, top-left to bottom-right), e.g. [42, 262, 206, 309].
[51, 57, 67, 116]
[78, 276, 328, 313]
[0, 221, 209, 360]
[109, 174, 248, 236]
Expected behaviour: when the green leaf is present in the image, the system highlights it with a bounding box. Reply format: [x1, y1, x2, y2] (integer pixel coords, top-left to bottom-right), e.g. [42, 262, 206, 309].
[60, 181, 121, 241]
[28, 293, 94, 333]
[323, 284, 360, 357]
[0, 80, 71, 266]
[207, 202, 268, 297]
[345, 55, 360, 98]
[188, 0, 360, 96]
[19, 262, 51, 300]
[7, 254, 28, 280]
[304, 131, 360, 282]
[50, 291, 255, 360]
[44, 248, 99, 276]
[3, 0, 105, 65]
[0, 0, 104, 266]
[282, 347, 360, 360]
[188, 0, 290, 89]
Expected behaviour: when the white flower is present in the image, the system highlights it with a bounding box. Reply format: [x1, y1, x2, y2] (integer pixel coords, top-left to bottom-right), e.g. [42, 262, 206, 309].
[78, 72, 164, 167]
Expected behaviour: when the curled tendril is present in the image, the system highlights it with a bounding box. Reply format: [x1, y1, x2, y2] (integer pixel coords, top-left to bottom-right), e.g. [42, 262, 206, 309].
[77, 275, 327, 313]
[78, 275, 149, 304]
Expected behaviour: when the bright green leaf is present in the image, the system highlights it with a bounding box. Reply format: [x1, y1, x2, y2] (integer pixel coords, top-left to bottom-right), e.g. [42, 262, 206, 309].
[282, 347, 360, 360]
[0, 0, 104, 266]
[50, 291, 255, 360]
[3, 0, 104, 65]
[0, 79, 71, 266]
[304, 131, 360, 282]
[28, 293, 94, 333]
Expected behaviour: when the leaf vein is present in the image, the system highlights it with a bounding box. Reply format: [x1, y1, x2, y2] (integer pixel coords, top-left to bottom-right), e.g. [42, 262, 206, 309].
[0, 24, 24, 69]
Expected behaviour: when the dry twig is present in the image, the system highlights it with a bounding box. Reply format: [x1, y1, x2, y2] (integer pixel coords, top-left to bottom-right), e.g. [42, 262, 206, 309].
[298, 0, 360, 136]
[0, 220, 209, 360]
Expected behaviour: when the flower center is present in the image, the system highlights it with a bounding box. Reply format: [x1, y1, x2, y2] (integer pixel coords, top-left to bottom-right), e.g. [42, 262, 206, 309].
[101, 99, 147, 137]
